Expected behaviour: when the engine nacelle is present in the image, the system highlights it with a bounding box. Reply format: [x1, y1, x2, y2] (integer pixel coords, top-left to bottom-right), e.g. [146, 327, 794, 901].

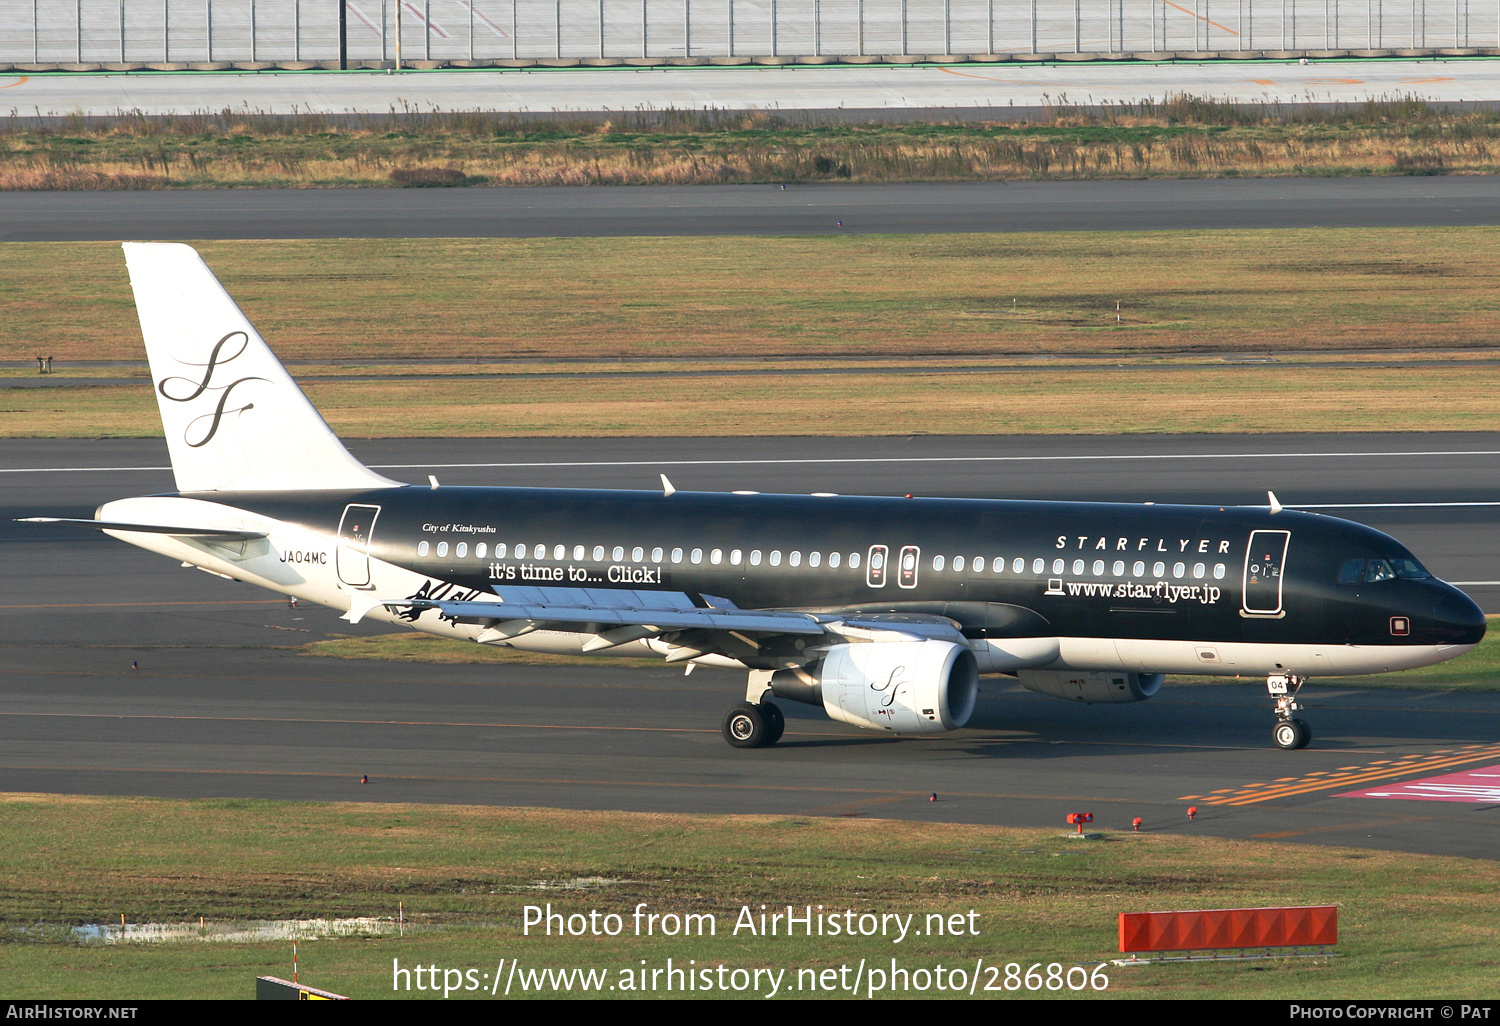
[1016, 669, 1164, 704]
[789, 640, 979, 734]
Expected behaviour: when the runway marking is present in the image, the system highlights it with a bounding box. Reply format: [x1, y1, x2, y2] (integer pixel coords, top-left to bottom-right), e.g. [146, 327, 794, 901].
[1162, 0, 1239, 33]
[1340, 762, 1500, 803]
[1182, 744, 1500, 805]
[1, 76, 28, 90]
[11, 448, 1500, 475]
[1400, 77, 1457, 84]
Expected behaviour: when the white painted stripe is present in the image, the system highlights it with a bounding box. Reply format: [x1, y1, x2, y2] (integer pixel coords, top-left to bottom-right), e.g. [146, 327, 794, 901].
[1292, 501, 1500, 509]
[1449, 581, 1500, 586]
[0, 466, 171, 474]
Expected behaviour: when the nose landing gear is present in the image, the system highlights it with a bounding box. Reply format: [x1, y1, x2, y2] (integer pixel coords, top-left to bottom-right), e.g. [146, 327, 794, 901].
[1268, 673, 1312, 750]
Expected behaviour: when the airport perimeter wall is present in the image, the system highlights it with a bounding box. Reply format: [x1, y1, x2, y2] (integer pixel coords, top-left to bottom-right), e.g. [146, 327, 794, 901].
[3, 0, 1500, 71]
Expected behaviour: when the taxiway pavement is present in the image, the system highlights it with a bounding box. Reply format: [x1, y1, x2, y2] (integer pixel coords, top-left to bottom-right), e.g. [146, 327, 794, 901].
[4, 434, 1499, 857]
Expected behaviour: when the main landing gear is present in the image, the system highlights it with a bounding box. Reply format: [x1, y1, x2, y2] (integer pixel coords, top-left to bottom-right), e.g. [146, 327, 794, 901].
[722, 702, 785, 748]
[1267, 673, 1312, 750]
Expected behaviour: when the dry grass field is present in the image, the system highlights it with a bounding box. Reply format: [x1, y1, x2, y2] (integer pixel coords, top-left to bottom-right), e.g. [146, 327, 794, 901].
[4, 230, 1498, 438]
[1, 98, 1495, 189]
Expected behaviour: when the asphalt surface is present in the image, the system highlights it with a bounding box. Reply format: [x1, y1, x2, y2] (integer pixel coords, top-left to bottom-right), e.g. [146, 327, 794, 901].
[5, 433, 1500, 857]
[9, 58, 1500, 115]
[7, 177, 1500, 241]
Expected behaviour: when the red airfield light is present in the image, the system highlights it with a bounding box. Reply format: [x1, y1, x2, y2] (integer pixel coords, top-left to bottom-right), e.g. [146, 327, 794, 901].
[1066, 812, 1093, 834]
[1187, 806, 1198, 820]
[1132, 817, 1143, 832]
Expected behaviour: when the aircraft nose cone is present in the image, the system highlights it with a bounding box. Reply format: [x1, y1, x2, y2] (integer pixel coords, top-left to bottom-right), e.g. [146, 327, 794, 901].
[1433, 585, 1487, 645]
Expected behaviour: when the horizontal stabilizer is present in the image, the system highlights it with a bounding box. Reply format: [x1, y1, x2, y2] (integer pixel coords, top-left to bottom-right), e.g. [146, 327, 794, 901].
[17, 517, 267, 540]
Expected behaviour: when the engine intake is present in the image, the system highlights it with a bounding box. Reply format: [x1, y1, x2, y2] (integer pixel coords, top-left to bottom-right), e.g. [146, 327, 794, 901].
[773, 640, 978, 734]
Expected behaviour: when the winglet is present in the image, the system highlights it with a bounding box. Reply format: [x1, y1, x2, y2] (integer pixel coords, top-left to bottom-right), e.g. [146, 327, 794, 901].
[661, 474, 676, 497]
[1268, 490, 1283, 514]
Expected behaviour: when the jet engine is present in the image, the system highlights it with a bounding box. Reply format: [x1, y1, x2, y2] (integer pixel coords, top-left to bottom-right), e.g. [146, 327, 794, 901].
[771, 640, 979, 734]
[1016, 669, 1164, 704]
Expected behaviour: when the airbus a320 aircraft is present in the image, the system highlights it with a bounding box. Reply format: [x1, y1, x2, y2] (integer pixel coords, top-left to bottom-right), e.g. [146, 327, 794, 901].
[27, 244, 1486, 752]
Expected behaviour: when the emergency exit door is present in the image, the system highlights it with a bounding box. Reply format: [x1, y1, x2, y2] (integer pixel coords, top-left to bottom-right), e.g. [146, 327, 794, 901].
[337, 504, 381, 588]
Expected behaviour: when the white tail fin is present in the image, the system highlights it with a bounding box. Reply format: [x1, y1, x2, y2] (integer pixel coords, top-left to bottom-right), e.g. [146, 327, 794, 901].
[123, 243, 400, 493]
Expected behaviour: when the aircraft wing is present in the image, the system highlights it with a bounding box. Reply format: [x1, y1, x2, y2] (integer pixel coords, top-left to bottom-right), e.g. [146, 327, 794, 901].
[390, 589, 828, 637]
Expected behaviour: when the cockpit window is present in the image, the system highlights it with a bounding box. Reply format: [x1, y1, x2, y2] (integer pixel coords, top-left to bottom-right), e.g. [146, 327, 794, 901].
[1339, 555, 1433, 584]
[1391, 557, 1432, 580]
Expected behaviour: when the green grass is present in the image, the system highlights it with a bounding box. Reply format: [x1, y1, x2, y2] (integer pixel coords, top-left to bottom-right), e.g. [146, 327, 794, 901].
[6, 231, 1500, 364]
[2, 795, 1499, 999]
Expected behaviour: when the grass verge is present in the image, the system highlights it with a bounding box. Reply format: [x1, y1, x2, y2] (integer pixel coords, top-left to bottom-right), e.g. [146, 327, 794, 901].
[3, 97, 1498, 188]
[5, 231, 1500, 364]
[10, 360, 1500, 437]
[3, 794, 1499, 999]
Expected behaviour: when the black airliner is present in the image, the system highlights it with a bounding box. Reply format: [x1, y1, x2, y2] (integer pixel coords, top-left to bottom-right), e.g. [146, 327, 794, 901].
[27, 245, 1486, 753]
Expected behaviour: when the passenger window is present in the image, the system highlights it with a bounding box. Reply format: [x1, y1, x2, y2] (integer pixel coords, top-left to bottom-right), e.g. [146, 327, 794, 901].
[994, 557, 1006, 573]
[1112, 560, 1124, 576]
[672, 547, 684, 563]
[933, 555, 946, 571]
[572, 545, 584, 560]
[750, 550, 762, 566]
[711, 548, 723, 565]
[496, 543, 508, 558]
[1193, 562, 1205, 579]
[1133, 560, 1145, 577]
[828, 552, 840, 568]
[1337, 558, 1364, 584]
[613, 545, 625, 561]
[649, 547, 661, 562]
[954, 556, 965, 572]
[476, 543, 487, 559]
[1172, 562, 1185, 579]
[849, 552, 861, 569]
[789, 551, 801, 567]
[1092, 559, 1104, 575]
[1016, 558, 1027, 574]
[809, 552, 821, 567]
[1052, 558, 1064, 574]
[437, 542, 449, 557]
[1152, 561, 1165, 577]
[1214, 563, 1226, 579]
[769, 551, 782, 566]
[534, 544, 546, 559]
[553, 544, 566, 560]
[731, 549, 743, 565]
[691, 548, 703, 564]
[592, 545, 604, 561]
[417, 541, 430, 557]
[1071, 559, 1084, 575]
[1032, 558, 1044, 574]
[457, 542, 469, 558]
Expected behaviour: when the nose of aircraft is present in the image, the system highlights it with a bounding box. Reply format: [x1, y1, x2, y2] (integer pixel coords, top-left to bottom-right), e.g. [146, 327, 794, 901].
[1432, 583, 1487, 646]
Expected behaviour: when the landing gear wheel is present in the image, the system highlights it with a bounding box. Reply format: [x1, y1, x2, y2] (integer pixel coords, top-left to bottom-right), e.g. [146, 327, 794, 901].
[1292, 718, 1312, 749]
[722, 702, 766, 749]
[1273, 719, 1312, 750]
[760, 703, 785, 747]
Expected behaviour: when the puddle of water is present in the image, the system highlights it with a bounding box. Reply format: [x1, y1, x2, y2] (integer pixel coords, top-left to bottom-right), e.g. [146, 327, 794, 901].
[12, 917, 405, 945]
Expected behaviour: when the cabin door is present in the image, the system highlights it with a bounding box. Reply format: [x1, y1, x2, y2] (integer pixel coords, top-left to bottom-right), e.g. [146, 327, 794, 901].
[1242, 529, 1290, 616]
